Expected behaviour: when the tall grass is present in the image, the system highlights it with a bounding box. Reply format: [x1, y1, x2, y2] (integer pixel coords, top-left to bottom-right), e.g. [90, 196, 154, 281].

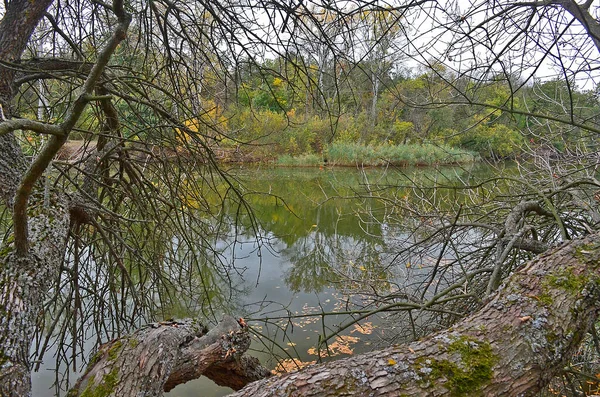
[278, 143, 478, 166]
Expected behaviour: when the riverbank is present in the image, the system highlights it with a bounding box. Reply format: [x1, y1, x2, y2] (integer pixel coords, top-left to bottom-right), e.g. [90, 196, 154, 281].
[54, 140, 478, 167]
[276, 143, 478, 167]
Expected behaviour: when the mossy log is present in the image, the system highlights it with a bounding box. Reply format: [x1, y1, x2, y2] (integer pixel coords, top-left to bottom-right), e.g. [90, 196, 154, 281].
[230, 235, 600, 396]
[68, 234, 600, 397]
[69, 316, 270, 397]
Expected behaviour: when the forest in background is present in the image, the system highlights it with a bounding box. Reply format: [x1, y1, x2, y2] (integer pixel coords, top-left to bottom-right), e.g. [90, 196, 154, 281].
[15, 7, 600, 166]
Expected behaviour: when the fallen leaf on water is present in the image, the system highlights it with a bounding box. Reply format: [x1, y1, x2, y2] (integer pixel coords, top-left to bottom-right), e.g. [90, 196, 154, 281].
[351, 322, 375, 335]
[307, 335, 360, 357]
[272, 359, 316, 374]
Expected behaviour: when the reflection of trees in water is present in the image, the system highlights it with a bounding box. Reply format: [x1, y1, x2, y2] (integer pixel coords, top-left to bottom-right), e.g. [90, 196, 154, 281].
[327, 161, 600, 349]
[282, 231, 393, 294]
[283, 231, 338, 293]
[237, 166, 491, 348]
[250, 164, 568, 348]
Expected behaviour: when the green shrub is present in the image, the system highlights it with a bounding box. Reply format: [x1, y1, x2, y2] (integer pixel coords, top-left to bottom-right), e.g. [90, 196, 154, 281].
[449, 123, 524, 159]
[277, 154, 323, 166]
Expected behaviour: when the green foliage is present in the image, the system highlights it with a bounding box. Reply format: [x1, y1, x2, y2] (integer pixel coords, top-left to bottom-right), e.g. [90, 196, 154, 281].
[325, 142, 477, 166]
[226, 107, 289, 157]
[332, 115, 362, 144]
[277, 154, 323, 166]
[15, 130, 45, 157]
[390, 120, 415, 144]
[198, 60, 600, 162]
[449, 123, 524, 159]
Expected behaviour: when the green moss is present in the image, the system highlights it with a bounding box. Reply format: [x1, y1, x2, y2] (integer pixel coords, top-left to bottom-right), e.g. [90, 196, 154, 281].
[537, 293, 553, 306]
[545, 330, 558, 345]
[574, 242, 600, 266]
[107, 340, 122, 362]
[128, 337, 139, 349]
[66, 388, 79, 397]
[416, 336, 496, 396]
[85, 349, 104, 372]
[537, 265, 597, 308]
[79, 367, 119, 397]
[544, 266, 588, 293]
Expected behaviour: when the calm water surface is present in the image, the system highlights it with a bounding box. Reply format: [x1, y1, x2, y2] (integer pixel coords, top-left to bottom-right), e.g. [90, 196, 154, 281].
[33, 164, 491, 396]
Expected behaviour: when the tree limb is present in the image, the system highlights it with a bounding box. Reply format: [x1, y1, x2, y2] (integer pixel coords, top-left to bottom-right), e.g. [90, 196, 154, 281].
[11, 0, 131, 257]
[70, 316, 270, 397]
[231, 234, 600, 396]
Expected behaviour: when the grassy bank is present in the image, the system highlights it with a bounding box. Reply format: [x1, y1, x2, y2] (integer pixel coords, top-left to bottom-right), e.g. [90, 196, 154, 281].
[277, 143, 478, 167]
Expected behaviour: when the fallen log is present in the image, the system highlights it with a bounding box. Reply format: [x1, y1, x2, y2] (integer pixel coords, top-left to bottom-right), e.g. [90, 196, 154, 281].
[231, 235, 600, 396]
[70, 234, 600, 396]
[69, 316, 270, 397]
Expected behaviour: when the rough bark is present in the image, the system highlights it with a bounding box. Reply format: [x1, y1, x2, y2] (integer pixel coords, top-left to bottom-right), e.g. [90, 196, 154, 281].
[0, 198, 71, 396]
[0, 0, 52, 205]
[0, 1, 61, 395]
[0, 1, 131, 395]
[228, 234, 600, 397]
[0, 0, 55, 112]
[69, 316, 270, 397]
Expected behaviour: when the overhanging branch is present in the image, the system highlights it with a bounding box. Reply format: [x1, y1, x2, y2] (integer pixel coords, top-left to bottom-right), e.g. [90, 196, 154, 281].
[11, 0, 132, 257]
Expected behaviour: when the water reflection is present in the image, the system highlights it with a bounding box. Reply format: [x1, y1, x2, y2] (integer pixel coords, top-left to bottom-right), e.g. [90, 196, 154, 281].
[33, 164, 486, 396]
[165, 166, 434, 396]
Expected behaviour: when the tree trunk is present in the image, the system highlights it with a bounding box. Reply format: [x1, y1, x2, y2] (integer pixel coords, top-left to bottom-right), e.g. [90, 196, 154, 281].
[0, 1, 131, 394]
[0, 0, 55, 113]
[371, 69, 379, 125]
[0, 202, 70, 396]
[66, 233, 600, 397]
[0, 1, 61, 395]
[69, 316, 270, 397]
[230, 234, 600, 396]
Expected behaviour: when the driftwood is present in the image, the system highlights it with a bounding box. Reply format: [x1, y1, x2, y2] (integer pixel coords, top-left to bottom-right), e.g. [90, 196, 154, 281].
[70, 234, 600, 397]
